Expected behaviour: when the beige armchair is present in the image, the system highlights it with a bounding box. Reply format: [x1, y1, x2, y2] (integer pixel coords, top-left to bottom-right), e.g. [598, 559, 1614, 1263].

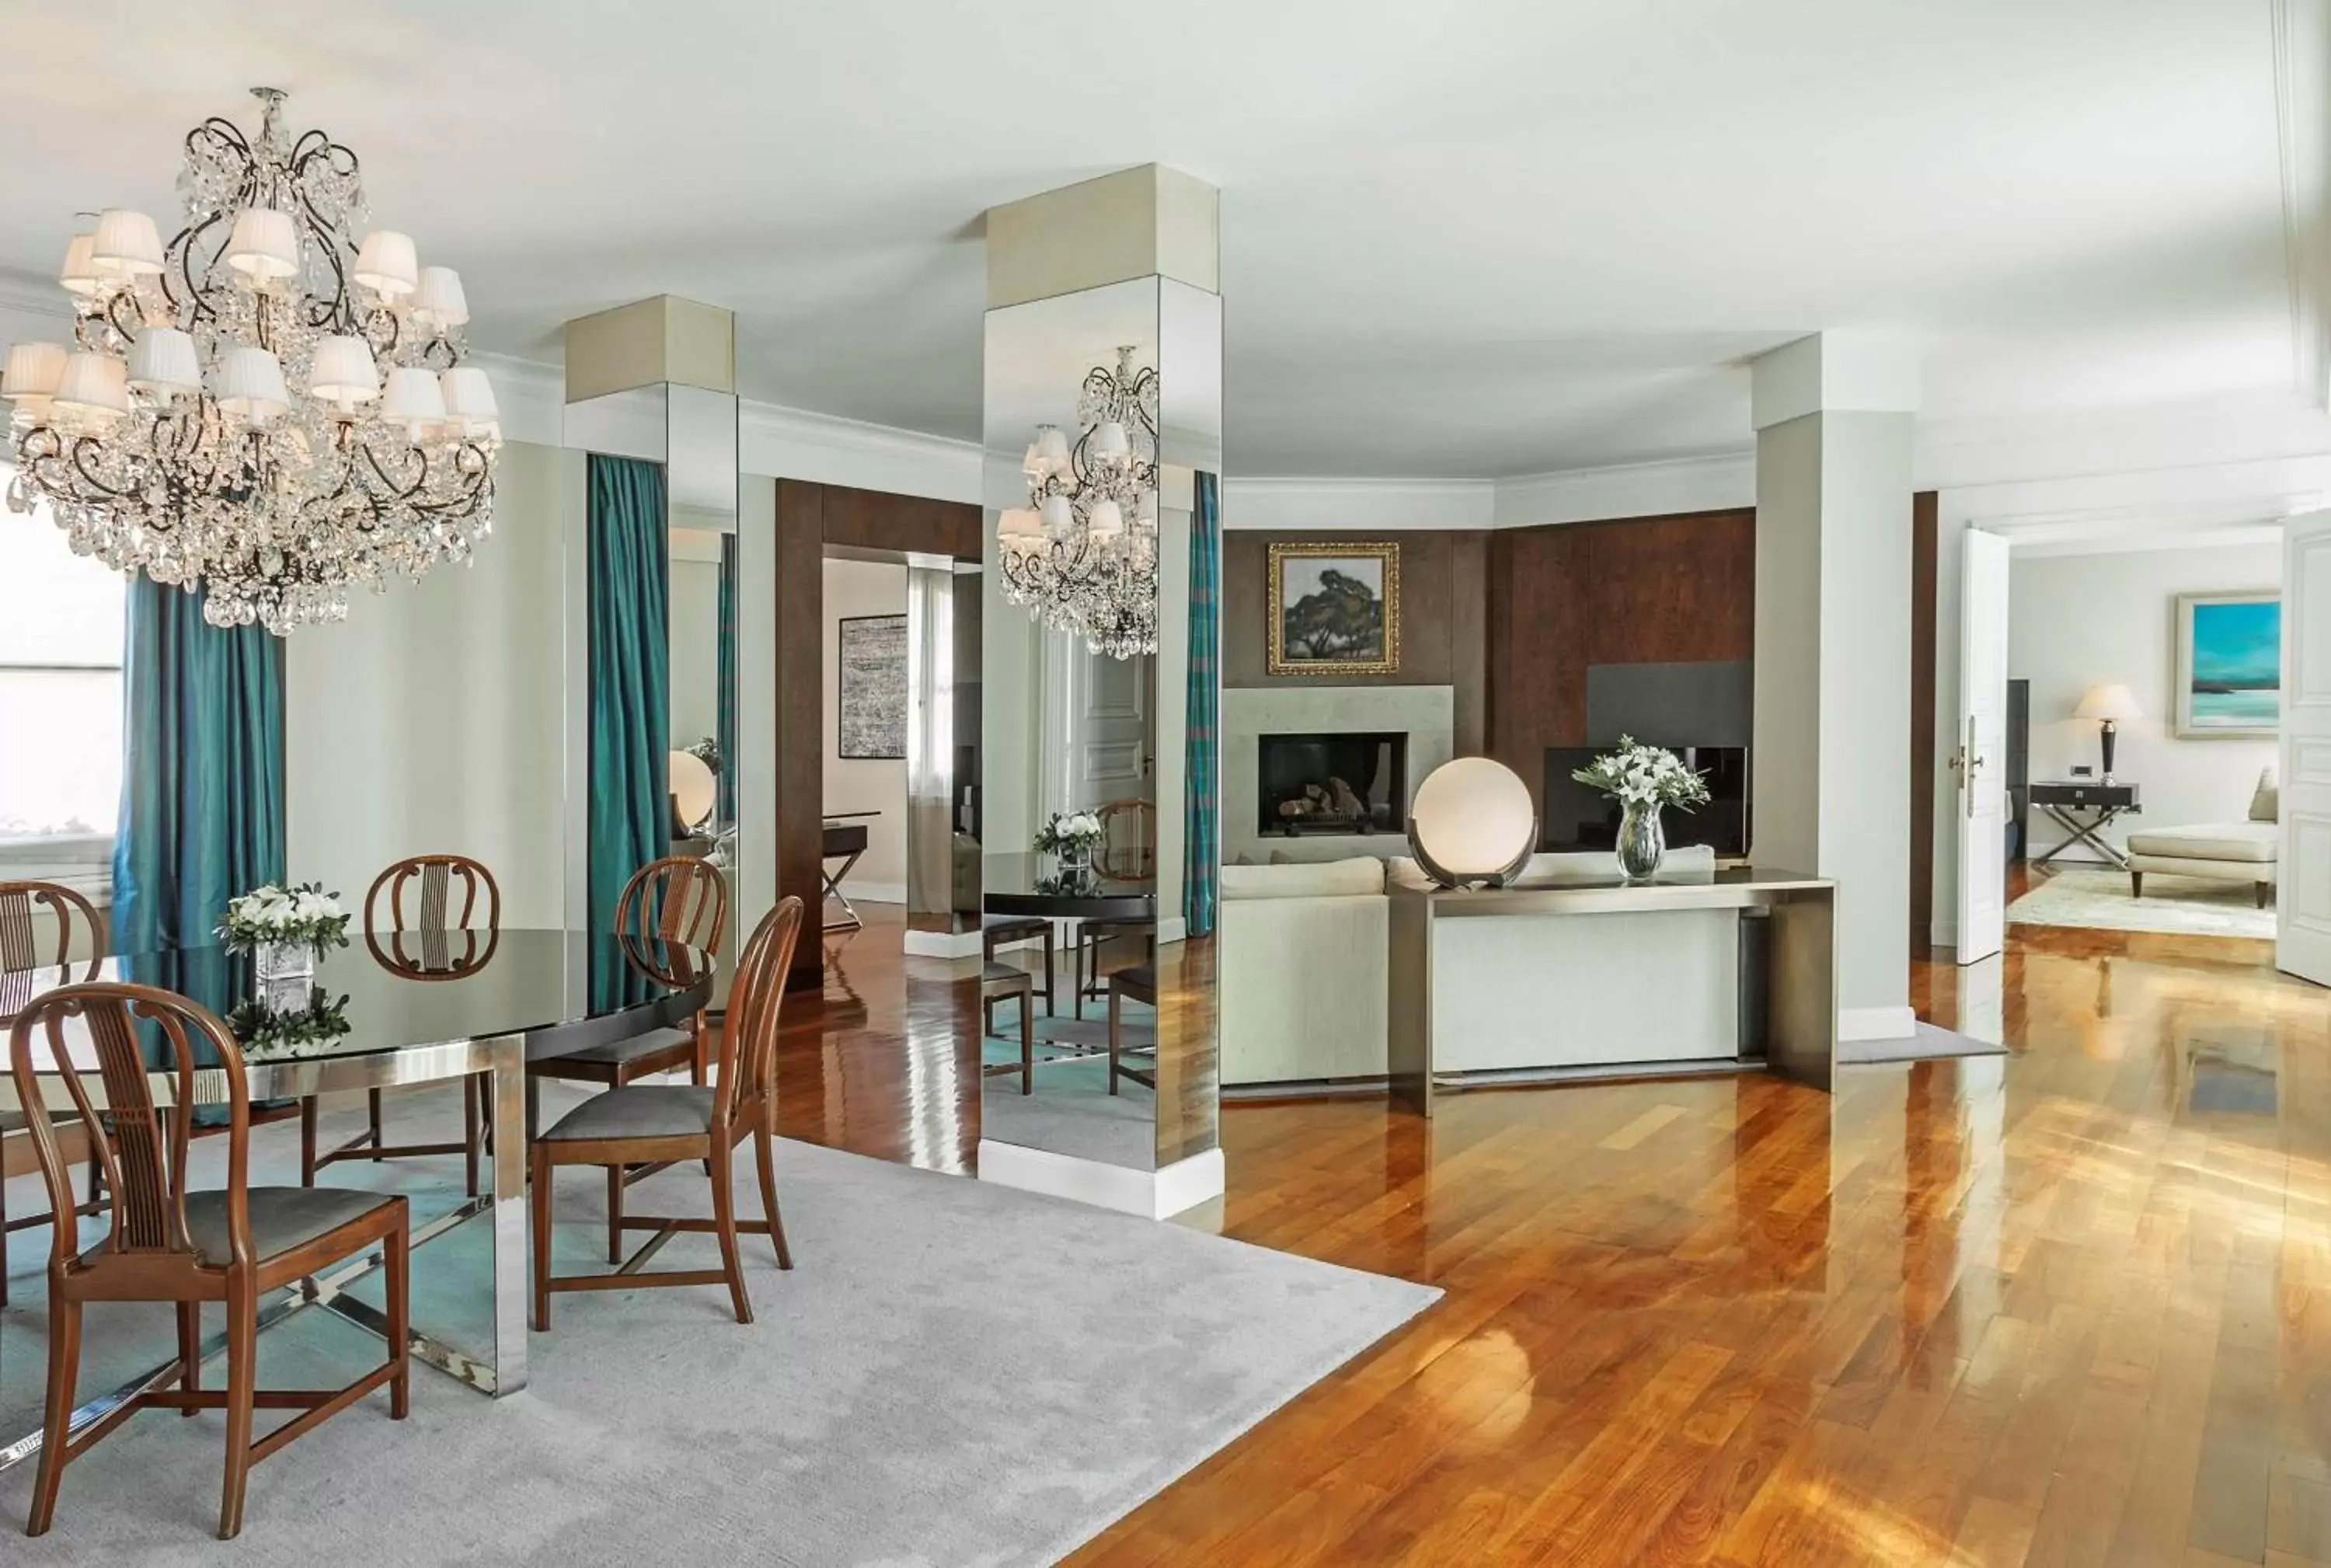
[2126, 769, 2278, 908]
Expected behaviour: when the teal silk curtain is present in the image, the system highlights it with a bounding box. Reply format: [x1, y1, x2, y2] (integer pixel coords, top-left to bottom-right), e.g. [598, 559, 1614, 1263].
[112, 579, 285, 954]
[716, 533, 737, 828]
[587, 455, 671, 961]
[1182, 472, 1221, 937]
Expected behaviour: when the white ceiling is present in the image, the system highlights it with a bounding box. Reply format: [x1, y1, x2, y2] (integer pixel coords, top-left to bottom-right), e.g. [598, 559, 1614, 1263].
[0, 0, 2309, 478]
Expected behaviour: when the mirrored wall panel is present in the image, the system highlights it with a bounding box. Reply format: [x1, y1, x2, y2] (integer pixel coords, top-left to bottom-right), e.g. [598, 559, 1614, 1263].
[980, 275, 1221, 1180]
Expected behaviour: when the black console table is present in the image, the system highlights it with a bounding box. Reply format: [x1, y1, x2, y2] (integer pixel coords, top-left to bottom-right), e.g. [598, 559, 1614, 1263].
[2029, 780, 2141, 869]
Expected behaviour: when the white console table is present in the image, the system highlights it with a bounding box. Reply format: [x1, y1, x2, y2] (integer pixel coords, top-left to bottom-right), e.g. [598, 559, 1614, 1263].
[1385, 865, 1836, 1114]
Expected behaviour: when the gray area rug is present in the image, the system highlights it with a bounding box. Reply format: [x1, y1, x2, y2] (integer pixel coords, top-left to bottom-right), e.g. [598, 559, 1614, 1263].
[1837, 1020, 2009, 1066]
[0, 1089, 1437, 1565]
[2006, 863, 2274, 939]
[980, 1002, 1158, 1171]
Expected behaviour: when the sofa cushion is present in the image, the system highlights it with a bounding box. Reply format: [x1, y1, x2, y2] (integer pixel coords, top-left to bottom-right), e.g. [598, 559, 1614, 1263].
[1221, 856, 1385, 901]
[2124, 822, 2278, 862]
[2252, 768, 2280, 824]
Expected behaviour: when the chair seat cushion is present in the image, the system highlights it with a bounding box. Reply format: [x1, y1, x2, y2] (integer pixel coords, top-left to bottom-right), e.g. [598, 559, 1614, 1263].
[1112, 964, 1157, 1002]
[983, 914, 1048, 938]
[166, 1186, 395, 1267]
[2124, 823, 2278, 862]
[981, 962, 1033, 988]
[541, 1084, 716, 1143]
[537, 1026, 695, 1068]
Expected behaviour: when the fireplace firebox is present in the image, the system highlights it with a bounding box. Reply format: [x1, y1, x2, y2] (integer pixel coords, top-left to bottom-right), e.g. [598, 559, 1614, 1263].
[1257, 731, 1406, 835]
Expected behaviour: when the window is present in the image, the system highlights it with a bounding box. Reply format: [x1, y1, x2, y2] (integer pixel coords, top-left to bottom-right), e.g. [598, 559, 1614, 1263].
[0, 467, 126, 893]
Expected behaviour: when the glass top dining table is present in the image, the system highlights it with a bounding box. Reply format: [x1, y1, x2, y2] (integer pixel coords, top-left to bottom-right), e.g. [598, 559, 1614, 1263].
[0, 929, 713, 1471]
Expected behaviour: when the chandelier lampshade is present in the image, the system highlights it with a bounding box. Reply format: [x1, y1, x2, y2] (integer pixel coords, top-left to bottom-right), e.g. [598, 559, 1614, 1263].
[353, 229, 420, 296]
[413, 267, 469, 328]
[53, 353, 130, 419]
[2, 87, 499, 632]
[125, 329, 201, 397]
[57, 235, 99, 297]
[224, 208, 301, 281]
[3, 343, 68, 405]
[308, 336, 381, 410]
[91, 209, 166, 277]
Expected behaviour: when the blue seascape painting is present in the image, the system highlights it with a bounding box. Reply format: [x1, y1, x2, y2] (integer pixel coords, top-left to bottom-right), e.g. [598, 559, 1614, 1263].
[2186, 597, 2280, 730]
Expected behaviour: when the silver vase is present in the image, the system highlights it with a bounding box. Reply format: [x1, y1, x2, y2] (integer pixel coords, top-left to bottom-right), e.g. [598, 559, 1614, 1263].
[1615, 800, 1666, 881]
[254, 939, 315, 986]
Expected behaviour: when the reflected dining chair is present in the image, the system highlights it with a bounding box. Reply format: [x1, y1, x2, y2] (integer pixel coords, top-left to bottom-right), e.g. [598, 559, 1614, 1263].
[531, 894, 804, 1327]
[9, 981, 409, 1540]
[2, 879, 109, 1307]
[528, 855, 726, 1121]
[1107, 963, 1159, 1096]
[301, 854, 500, 1193]
[1075, 798, 1157, 1017]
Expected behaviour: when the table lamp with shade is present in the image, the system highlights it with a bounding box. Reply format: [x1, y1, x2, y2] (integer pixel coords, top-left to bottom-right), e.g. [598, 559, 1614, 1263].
[2074, 683, 2141, 782]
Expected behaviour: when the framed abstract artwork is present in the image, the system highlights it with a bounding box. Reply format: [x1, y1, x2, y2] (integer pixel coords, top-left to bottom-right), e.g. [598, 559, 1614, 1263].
[2173, 591, 2280, 739]
[1267, 540, 1401, 677]
[837, 613, 908, 758]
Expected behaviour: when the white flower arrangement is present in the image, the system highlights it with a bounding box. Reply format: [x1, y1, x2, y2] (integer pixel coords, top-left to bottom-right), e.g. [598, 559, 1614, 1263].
[218, 881, 353, 956]
[1571, 737, 1713, 811]
[1033, 810, 1106, 855]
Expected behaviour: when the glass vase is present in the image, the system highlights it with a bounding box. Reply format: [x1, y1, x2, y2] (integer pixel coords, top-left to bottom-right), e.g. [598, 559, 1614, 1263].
[1615, 800, 1666, 882]
[254, 939, 316, 986]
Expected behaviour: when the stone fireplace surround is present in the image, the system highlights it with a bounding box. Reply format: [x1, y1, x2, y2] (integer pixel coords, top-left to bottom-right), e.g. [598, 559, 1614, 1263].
[1223, 686, 1455, 866]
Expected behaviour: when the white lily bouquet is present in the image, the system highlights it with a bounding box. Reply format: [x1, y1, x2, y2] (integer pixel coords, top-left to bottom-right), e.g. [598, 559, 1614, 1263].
[219, 881, 352, 984]
[1570, 737, 1712, 811]
[1033, 810, 1106, 866]
[1571, 737, 1710, 880]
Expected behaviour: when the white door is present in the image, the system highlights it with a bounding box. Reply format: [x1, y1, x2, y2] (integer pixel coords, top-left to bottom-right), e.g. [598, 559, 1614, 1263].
[1953, 528, 2012, 964]
[1074, 650, 1150, 816]
[2278, 510, 2331, 985]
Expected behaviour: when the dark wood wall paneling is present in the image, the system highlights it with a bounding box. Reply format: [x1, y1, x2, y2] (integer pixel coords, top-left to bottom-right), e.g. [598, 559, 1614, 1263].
[1486, 509, 1758, 809]
[771, 479, 981, 989]
[1909, 491, 1938, 956]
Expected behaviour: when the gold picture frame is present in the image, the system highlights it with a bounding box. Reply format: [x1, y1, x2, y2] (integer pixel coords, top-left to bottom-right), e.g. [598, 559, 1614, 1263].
[1267, 540, 1401, 676]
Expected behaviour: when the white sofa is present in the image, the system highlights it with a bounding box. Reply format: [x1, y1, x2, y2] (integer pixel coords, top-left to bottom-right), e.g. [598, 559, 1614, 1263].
[1218, 857, 1388, 1086]
[1218, 846, 1723, 1087]
[2126, 770, 2278, 908]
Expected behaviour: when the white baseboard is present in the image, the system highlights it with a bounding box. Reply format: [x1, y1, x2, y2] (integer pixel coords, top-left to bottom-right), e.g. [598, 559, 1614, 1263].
[836, 882, 905, 905]
[1839, 1005, 1918, 1042]
[977, 1139, 1225, 1220]
[901, 928, 983, 959]
[1157, 915, 1187, 945]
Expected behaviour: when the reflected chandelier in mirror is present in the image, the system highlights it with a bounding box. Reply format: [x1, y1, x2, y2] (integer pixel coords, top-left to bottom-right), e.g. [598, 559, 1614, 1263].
[0, 88, 497, 635]
[996, 345, 1160, 658]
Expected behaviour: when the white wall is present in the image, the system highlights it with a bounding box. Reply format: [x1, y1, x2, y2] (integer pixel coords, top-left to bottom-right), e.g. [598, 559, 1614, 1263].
[668, 549, 723, 751]
[823, 557, 908, 901]
[285, 439, 585, 929]
[2009, 540, 2284, 861]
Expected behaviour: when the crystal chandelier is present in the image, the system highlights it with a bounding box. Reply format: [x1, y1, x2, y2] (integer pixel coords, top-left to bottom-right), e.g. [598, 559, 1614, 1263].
[0, 88, 498, 635]
[997, 346, 1159, 659]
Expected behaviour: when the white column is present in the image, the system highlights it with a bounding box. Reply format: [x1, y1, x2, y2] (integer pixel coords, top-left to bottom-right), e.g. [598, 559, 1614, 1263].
[1751, 331, 1919, 1042]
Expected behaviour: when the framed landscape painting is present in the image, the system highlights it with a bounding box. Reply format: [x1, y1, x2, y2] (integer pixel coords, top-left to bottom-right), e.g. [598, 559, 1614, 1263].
[1267, 540, 1401, 677]
[2174, 591, 2280, 738]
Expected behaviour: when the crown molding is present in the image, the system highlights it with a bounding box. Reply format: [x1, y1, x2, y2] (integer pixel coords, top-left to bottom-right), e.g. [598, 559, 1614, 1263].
[1494, 449, 1755, 528]
[1221, 476, 1494, 531]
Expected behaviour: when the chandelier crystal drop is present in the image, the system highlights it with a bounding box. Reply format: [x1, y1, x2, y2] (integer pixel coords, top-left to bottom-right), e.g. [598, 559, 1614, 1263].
[1, 88, 498, 635]
[997, 345, 1160, 659]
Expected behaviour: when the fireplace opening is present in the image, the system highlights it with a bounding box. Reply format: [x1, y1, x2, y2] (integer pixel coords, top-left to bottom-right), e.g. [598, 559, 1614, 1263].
[1257, 731, 1407, 836]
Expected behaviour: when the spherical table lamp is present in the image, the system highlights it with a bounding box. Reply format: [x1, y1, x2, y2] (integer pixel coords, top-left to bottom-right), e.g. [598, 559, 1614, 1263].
[1407, 757, 1538, 889]
[668, 749, 717, 835]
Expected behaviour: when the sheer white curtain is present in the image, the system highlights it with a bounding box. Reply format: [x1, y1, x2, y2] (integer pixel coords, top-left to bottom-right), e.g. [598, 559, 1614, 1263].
[904, 561, 956, 911]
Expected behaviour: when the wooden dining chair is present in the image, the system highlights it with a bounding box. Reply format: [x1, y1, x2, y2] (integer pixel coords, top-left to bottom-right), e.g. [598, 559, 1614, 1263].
[531, 895, 803, 1328]
[2, 879, 109, 1308]
[981, 913, 1054, 1016]
[9, 981, 409, 1540]
[301, 854, 500, 1193]
[529, 855, 727, 1108]
[980, 963, 1035, 1095]
[1075, 800, 1158, 1016]
[1108, 963, 1159, 1096]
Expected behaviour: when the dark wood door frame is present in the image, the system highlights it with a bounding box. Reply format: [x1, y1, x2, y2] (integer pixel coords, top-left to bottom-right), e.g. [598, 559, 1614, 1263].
[772, 479, 981, 989]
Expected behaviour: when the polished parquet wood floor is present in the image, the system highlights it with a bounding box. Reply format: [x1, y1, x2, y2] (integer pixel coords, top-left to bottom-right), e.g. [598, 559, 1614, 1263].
[775, 898, 2331, 1566]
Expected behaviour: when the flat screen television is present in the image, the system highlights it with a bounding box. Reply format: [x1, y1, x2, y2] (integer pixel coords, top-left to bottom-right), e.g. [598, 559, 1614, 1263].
[1541, 746, 1749, 859]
